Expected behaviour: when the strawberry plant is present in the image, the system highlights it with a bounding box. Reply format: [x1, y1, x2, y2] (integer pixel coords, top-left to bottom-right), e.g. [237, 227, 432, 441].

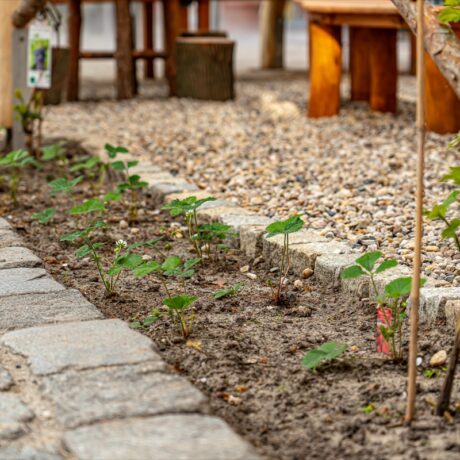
[302, 342, 348, 370]
[162, 196, 216, 257]
[265, 214, 304, 304]
[163, 294, 197, 338]
[214, 282, 244, 300]
[195, 222, 236, 260]
[31, 207, 56, 224]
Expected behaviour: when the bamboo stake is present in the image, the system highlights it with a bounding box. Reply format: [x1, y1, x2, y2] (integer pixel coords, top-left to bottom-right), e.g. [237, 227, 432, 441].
[405, 0, 425, 424]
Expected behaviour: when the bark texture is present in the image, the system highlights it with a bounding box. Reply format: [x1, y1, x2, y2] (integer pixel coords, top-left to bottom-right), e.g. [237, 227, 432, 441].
[12, 0, 47, 29]
[391, 0, 460, 98]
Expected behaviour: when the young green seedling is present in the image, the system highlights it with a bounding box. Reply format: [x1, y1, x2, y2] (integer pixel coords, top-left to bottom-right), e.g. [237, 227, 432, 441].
[196, 222, 237, 261]
[163, 294, 197, 338]
[265, 214, 304, 304]
[302, 342, 348, 371]
[214, 282, 244, 300]
[31, 207, 56, 225]
[0, 149, 40, 205]
[162, 196, 216, 257]
[48, 176, 84, 197]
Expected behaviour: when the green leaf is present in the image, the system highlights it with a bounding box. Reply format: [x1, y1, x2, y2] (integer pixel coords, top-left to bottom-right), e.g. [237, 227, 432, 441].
[105, 144, 128, 159]
[302, 342, 348, 370]
[265, 215, 304, 237]
[70, 198, 106, 215]
[340, 265, 365, 280]
[127, 160, 139, 168]
[213, 282, 244, 300]
[114, 253, 143, 270]
[163, 295, 197, 311]
[48, 176, 84, 195]
[441, 219, 460, 240]
[384, 277, 427, 299]
[438, 6, 460, 24]
[75, 244, 91, 259]
[103, 190, 123, 202]
[60, 229, 88, 242]
[161, 256, 182, 272]
[132, 260, 161, 276]
[70, 156, 100, 172]
[375, 259, 398, 274]
[31, 207, 55, 224]
[355, 251, 382, 272]
[162, 196, 216, 217]
[111, 160, 126, 171]
[41, 144, 65, 161]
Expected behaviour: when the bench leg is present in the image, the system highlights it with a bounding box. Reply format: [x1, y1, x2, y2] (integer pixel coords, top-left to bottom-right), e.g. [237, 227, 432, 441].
[350, 27, 371, 102]
[67, 0, 81, 102]
[369, 28, 397, 113]
[424, 52, 460, 134]
[308, 22, 342, 118]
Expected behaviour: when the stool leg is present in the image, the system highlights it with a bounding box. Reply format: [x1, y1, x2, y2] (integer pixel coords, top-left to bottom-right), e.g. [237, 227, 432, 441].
[143, 1, 154, 79]
[369, 28, 397, 113]
[424, 52, 460, 134]
[350, 27, 371, 102]
[198, 0, 210, 32]
[115, 0, 135, 99]
[308, 21, 342, 118]
[68, 0, 81, 102]
[163, 0, 180, 96]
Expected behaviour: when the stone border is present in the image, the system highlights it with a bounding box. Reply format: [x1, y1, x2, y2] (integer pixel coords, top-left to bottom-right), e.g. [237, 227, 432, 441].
[129, 159, 460, 327]
[0, 217, 259, 460]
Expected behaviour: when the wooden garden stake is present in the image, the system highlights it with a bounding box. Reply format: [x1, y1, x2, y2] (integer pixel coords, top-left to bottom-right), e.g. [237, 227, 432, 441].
[405, 0, 425, 425]
[436, 314, 460, 415]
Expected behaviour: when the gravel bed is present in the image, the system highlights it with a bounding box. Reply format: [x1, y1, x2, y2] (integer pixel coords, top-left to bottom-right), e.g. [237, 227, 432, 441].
[42, 74, 459, 284]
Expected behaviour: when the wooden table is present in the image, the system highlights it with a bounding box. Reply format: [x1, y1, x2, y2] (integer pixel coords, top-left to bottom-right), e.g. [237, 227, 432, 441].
[295, 0, 407, 117]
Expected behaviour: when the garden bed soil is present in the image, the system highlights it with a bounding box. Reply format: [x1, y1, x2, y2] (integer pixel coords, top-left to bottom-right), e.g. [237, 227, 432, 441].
[1, 157, 460, 460]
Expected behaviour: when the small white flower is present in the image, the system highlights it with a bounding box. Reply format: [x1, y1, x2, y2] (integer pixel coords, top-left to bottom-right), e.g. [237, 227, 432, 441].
[115, 239, 128, 249]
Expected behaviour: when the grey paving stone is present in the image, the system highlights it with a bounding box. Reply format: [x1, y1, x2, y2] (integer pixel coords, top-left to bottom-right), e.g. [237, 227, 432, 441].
[0, 393, 34, 440]
[0, 446, 64, 460]
[64, 414, 259, 460]
[220, 213, 273, 232]
[42, 363, 205, 428]
[445, 299, 460, 328]
[0, 218, 13, 231]
[0, 289, 102, 333]
[239, 225, 268, 258]
[0, 366, 13, 390]
[315, 253, 359, 288]
[0, 230, 23, 249]
[0, 246, 42, 270]
[420, 287, 460, 321]
[149, 181, 198, 205]
[0, 268, 64, 298]
[1, 319, 161, 376]
[196, 206, 252, 224]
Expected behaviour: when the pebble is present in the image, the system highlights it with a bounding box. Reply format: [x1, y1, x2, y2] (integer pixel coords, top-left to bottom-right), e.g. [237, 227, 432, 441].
[119, 220, 128, 229]
[302, 268, 314, 279]
[42, 77, 456, 282]
[245, 272, 257, 280]
[429, 350, 447, 367]
[293, 279, 303, 290]
[130, 227, 140, 235]
[240, 265, 250, 273]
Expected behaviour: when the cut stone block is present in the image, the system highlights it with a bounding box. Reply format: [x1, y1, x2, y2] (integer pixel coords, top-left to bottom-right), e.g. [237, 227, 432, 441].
[0, 366, 13, 390]
[220, 213, 273, 233]
[239, 225, 268, 258]
[148, 181, 199, 206]
[0, 247, 42, 270]
[0, 289, 102, 333]
[0, 230, 23, 249]
[419, 287, 460, 322]
[315, 253, 359, 288]
[0, 218, 12, 231]
[1, 319, 160, 376]
[0, 393, 34, 440]
[374, 265, 412, 294]
[197, 206, 253, 225]
[42, 363, 204, 428]
[445, 300, 460, 328]
[0, 268, 64, 298]
[0, 446, 64, 460]
[64, 414, 259, 460]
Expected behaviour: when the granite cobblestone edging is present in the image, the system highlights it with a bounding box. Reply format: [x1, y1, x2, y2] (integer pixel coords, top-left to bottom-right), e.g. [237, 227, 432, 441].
[0, 218, 259, 459]
[133, 158, 460, 327]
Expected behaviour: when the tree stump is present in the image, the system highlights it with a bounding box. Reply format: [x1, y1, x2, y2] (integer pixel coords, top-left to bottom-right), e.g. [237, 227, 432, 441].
[176, 37, 235, 101]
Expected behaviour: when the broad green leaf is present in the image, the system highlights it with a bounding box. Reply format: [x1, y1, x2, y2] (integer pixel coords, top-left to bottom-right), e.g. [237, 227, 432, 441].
[184, 258, 201, 271]
[441, 219, 460, 239]
[132, 260, 161, 276]
[41, 144, 64, 161]
[114, 253, 143, 270]
[441, 166, 460, 185]
[104, 190, 122, 202]
[384, 277, 427, 299]
[70, 156, 100, 172]
[162, 196, 216, 217]
[163, 295, 197, 311]
[214, 282, 244, 300]
[60, 229, 89, 242]
[302, 342, 348, 370]
[48, 176, 84, 195]
[70, 198, 106, 215]
[127, 160, 139, 168]
[111, 160, 126, 171]
[266, 215, 304, 237]
[161, 256, 182, 272]
[375, 259, 398, 274]
[438, 6, 460, 23]
[105, 144, 129, 159]
[75, 244, 91, 259]
[355, 251, 382, 272]
[340, 265, 365, 279]
[31, 207, 55, 224]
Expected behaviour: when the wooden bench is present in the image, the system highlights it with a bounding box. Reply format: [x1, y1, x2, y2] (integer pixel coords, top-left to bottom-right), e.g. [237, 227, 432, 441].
[295, 0, 407, 117]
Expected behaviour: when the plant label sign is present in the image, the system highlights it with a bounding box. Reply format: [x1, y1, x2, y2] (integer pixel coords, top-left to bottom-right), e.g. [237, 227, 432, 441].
[27, 23, 52, 89]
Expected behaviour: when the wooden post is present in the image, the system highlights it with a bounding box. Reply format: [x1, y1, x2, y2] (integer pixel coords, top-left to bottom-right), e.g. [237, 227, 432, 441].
[198, 0, 210, 32]
[143, 1, 155, 79]
[115, 0, 135, 99]
[260, 0, 286, 69]
[163, 0, 180, 96]
[67, 0, 81, 102]
[349, 27, 371, 102]
[308, 21, 342, 118]
[424, 52, 460, 134]
[0, 0, 21, 129]
[369, 28, 397, 113]
[179, 4, 188, 32]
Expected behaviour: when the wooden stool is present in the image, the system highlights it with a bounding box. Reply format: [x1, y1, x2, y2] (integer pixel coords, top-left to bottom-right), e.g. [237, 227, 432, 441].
[176, 37, 235, 101]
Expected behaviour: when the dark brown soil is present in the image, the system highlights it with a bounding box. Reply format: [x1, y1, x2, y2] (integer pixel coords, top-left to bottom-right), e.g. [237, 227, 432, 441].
[1, 148, 459, 460]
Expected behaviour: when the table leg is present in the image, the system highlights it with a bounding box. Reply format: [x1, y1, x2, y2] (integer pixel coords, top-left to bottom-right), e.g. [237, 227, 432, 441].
[349, 27, 371, 102]
[424, 52, 460, 134]
[369, 28, 397, 113]
[308, 21, 342, 118]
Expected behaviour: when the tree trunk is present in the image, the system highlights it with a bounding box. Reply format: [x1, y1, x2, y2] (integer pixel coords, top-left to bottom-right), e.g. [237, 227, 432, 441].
[390, 0, 460, 98]
[260, 0, 286, 69]
[12, 0, 47, 29]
